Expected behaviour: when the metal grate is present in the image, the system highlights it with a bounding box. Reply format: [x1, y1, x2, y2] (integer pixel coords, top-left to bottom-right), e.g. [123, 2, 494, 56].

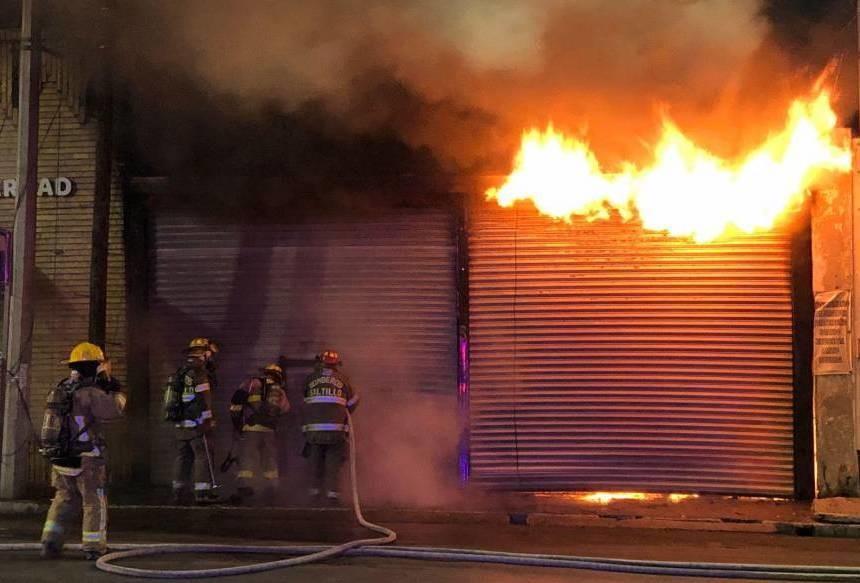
[468, 203, 795, 496]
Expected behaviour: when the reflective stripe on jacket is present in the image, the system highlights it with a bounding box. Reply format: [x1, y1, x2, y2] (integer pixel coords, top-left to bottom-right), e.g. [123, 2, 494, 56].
[302, 423, 350, 432]
[302, 365, 357, 444]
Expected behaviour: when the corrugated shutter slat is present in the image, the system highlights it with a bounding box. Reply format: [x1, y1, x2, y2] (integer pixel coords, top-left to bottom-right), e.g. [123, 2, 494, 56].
[468, 204, 794, 496]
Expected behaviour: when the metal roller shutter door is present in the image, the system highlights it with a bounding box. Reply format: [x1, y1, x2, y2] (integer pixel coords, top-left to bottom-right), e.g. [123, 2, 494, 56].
[468, 204, 795, 496]
[148, 210, 457, 485]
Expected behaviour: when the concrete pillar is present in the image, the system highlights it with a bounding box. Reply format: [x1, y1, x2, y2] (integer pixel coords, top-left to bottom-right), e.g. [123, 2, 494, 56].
[810, 133, 860, 497]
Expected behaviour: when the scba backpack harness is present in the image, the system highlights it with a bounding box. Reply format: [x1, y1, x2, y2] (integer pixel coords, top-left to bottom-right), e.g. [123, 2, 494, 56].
[163, 366, 199, 423]
[39, 379, 94, 466]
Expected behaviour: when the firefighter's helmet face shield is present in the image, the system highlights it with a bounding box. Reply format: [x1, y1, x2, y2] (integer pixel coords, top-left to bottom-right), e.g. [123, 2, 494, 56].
[265, 371, 284, 385]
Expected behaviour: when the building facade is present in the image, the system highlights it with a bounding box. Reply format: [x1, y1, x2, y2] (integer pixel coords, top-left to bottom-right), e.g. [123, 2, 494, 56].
[0, 35, 857, 501]
[0, 33, 128, 493]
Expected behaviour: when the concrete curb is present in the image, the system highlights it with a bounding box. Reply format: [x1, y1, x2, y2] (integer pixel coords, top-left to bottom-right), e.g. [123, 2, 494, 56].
[526, 512, 781, 533]
[0, 501, 44, 515]
[812, 497, 860, 525]
[4, 501, 858, 537]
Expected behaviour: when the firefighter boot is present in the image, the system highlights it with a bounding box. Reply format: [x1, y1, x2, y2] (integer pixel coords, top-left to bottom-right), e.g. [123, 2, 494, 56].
[229, 486, 254, 506]
[260, 485, 277, 507]
[40, 541, 62, 560]
[84, 549, 106, 561]
[195, 489, 220, 506]
[171, 488, 193, 506]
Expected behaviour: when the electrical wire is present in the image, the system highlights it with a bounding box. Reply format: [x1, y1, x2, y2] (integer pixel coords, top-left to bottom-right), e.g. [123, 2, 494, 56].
[2, 84, 61, 381]
[0, 376, 39, 458]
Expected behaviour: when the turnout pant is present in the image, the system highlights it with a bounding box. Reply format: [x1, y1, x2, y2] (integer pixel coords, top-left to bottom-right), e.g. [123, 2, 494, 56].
[41, 457, 108, 553]
[237, 430, 279, 488]
[173, 431, 214, 494]
[307, 441, 347, 495]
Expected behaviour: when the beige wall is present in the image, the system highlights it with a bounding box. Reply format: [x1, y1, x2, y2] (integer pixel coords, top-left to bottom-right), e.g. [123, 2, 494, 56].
[0, 43, 127, 490]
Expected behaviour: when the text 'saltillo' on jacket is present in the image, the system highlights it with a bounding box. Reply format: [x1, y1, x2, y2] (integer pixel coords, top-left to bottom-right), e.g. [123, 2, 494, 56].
[303, 365, 359, 445]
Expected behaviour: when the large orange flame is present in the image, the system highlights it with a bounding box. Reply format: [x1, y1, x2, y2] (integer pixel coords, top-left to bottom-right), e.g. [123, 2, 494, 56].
[487, 90, 851, 242]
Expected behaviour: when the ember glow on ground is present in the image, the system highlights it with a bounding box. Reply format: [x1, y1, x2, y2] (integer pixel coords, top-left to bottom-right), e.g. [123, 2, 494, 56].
[532, 492, 699, 505]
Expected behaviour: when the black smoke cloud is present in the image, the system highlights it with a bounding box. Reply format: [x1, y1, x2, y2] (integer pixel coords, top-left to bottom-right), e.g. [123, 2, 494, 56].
[113, 0, 769, 172]
[19, 0, 856, 191]
[761, 0, 858, 128]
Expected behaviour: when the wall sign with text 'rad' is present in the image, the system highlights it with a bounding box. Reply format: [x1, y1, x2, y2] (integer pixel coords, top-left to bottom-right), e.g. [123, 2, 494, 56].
[1, 177, 75, 198]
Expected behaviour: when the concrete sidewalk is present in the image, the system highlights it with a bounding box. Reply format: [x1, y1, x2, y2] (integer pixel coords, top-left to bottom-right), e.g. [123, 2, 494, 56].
[4, 519, 860, 583]
[1, 492, 852, 537]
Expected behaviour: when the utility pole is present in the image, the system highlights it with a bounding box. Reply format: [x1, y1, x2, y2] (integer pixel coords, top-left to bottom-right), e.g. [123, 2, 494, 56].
[89, 0, 114, 347]
[0, 0, 41, 499]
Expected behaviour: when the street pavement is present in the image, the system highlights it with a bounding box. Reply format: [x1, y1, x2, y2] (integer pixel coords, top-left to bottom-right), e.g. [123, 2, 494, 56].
[2, 516, 860, 582]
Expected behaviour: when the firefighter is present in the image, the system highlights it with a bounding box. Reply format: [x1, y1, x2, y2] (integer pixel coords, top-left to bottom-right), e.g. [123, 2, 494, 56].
[229, 363, 290, 506]
[165, 337, 219, 505]
[302, 349, 358, 505]
[40, 342, 127, 561]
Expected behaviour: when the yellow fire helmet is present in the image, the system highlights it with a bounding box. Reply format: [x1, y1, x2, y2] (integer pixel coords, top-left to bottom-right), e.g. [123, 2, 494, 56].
[67, 342, 105, 364]
[185, 337, 219, 354]
[187, 337, 209, 351]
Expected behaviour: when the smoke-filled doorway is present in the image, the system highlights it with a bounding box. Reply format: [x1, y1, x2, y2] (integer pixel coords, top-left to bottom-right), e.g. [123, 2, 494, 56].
[147, 209, 459, 506]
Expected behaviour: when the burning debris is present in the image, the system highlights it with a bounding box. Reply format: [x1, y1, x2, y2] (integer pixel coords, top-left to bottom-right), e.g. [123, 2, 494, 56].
[573, 492, 698, 505]
[487, 85, 850, 242]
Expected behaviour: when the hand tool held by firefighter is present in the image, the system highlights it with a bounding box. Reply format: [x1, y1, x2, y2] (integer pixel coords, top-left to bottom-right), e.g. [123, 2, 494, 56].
[202, 434, 218, 491]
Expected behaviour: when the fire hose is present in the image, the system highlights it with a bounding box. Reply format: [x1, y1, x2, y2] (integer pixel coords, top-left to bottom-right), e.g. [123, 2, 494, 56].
[1, 413, 859, 580]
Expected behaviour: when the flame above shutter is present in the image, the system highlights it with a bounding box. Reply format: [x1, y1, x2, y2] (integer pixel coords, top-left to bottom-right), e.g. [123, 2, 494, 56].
[468, 204, 795, 496]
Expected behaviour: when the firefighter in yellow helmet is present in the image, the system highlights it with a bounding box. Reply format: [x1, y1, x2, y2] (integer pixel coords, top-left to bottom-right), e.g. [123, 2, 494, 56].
[229, 363, 290, 506]
[164, 337, 219, 505]
[40, 342, 127, 561]
[302, 349, 358, 505]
